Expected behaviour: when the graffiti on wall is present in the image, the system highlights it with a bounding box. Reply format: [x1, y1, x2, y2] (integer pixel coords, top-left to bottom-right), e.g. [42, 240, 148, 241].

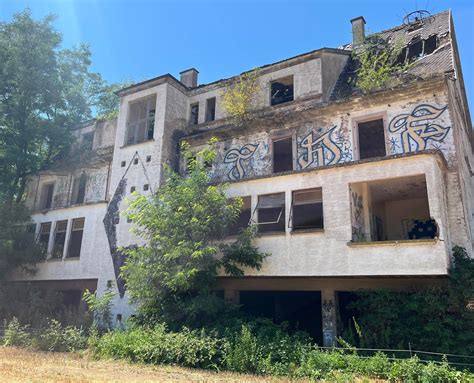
[297, 126, 351, 169]
[224, 143, 259, 180]
[351, 191, 365, 242]
[388, 104, 451, 153]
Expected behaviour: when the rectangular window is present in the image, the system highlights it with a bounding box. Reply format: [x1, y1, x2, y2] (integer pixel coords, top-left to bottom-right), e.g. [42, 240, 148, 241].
[67, 218, 85, 258]
[271, 76, 294, 106]
[52, 220, 68, 259]
[358, 119, 386, 160]
[81, 132, 94, 151]
[71, 174, 87, 205]
[40, 183, 55, 210]
[256, 193, 285, 233]
[190, 103, 199, 125]
[228, 196, 251, 235]
[126, 94, 156, 145]
[205, 97, 216, 122]
[273, 137, 293, 173]
[291, 188, 323, 230]
[39, 222, 52, 254]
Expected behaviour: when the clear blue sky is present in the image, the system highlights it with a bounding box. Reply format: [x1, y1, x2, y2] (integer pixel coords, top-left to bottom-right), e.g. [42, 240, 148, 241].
[2, 0, 474, 115]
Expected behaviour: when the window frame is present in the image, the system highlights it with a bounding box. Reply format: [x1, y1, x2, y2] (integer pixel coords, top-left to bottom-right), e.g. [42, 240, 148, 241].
[81, 132, 94, 151]
[66, 218, 85, 259]
[190, 102, 199, 125]
[38, 222, 52, 256]
[227, 196, 252, 236]
[272, 135, 295, 173]
[205, 97, 216, 122]
[253, 192, 286, 234]
[351, 112, 388, 161]
[270, 75, 294, 106]
[125, 94, 157, 146]
[40, 182, 55, 210]
[289, 188, 324, 231]
[51, 220, 68, 259]
[71, 173, 87, 205]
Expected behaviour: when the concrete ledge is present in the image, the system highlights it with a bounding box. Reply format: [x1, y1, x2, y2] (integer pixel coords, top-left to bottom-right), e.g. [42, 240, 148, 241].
[347, 238, 438, 247]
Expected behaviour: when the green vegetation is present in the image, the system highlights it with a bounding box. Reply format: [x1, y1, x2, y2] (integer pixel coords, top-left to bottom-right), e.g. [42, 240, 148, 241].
[345, 246, 474, 356]
[122, 141, 267, 329]
[354, 34, 409, 94]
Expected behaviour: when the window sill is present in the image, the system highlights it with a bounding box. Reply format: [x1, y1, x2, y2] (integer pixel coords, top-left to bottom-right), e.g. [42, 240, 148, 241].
[120, 138, 155, 149]
[290, 228, 324, 235]
[47, 258, 63, 262]
[257, 231, 286, 237]
[347, 238, 438, 247]
[64, 256, 81, 260]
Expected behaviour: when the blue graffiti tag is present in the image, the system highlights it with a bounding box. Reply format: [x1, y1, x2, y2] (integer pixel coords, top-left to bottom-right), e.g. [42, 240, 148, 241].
[388, 104, 451, 153]
[224, 143, 259, 180]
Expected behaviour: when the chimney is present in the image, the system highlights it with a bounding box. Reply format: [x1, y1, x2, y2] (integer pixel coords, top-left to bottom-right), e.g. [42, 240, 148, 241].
[350, 16, 366, 47]
[180, 68, 199, 88]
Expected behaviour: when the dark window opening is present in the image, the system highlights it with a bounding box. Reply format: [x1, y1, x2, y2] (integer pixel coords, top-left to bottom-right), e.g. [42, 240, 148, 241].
[120, 161, 126, 167]
[67, 218, 84, 258]
[395, 47, 407, 66]
[52, 220, 68, 259]
[273, 137, 293, 173]
[205, 97, 216, 122]
[133, 158, 139, 165]
[126, 94, 156, 145]
[358, 119, 386, 160]
[71, 174, 87, 205]
[291, 189, 323, 230]
[407, 38, 423, 61]
[39, 222, 52, 254]
[228, 196, 251, 235]
[143, 184, 149, 191]
[190, 103, 199, 125]
[271, 76, 294, 106]
[130, 186, 136, 193]
[146, 155, 151, 162]
[81, 132, 94, 151]
[424, 35, 437, 55]
[40, 183, 55, 210]
[240, 291, 322, 343]
[256, 193, 285, 233]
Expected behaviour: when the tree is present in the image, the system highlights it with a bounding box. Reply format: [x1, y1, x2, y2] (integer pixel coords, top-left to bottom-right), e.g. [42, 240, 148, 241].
[0, 10, 103, 202]
[93, 81, 134, 121]
[121, 140, 268, 328]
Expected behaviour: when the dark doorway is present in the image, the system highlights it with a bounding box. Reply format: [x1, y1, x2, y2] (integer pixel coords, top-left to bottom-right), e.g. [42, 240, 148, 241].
[358, 119, 386, 160]
[337, 291, 358, 338]
[273, 137, 293, 173]
[239, 290, 322, 343]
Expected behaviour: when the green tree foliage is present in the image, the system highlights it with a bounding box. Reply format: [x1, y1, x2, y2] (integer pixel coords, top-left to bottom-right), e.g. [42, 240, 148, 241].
[354, 35, 409, 94]
[93, 81, 134, 121]
[82, 287, 115, 332]
[121, 140, 268, 328]
[345, 246, 474, 355]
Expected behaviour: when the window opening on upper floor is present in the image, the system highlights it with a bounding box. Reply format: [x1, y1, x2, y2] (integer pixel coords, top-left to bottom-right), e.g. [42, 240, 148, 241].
[205, 97, 216, 122]
[81, 132, 94, 151]
[357, 119, 386, 160]
[126, 94, 156, 145]
[190, 103, 199, 125]
[67, 218, 85, 258]
[290, 188, 324, 231]
[40, 183, 55, 210]
[52, 220, 68, 259]
[121, 161, 126, 167]
[273, 137, 294, 173]
[228, 196, 251, 236]
[39, 222, 52, 254]
[255, 192, 285, 233]
[271, 76, 294, 106]
[71, 174, 87, 205]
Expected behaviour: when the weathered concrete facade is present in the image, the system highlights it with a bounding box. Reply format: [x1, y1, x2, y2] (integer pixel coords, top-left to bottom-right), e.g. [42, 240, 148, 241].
[13, 10, 473, 345]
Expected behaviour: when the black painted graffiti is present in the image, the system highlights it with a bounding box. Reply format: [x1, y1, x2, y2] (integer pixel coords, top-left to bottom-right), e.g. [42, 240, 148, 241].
[388, 104, 451, 153]
[351, 191, 365, 242]
[298, 126, 351, 169]
[224, 143, 259, 180]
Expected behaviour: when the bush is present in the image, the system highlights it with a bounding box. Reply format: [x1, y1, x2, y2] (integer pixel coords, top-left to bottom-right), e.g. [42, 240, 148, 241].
[90, 321, 474, 382]
[3, 317, 31, 347]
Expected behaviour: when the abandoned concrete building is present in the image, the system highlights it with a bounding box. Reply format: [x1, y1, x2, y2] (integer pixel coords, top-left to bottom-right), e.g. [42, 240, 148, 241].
[15, 10, 473, 345]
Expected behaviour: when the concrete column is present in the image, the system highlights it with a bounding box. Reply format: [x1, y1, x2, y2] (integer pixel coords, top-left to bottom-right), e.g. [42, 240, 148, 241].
[362, 182, 372, 241]
[224, 289, 240, 305]
[321, 289, 337, 347]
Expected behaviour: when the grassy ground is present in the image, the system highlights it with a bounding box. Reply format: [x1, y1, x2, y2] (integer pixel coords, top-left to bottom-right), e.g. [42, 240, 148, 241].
[0, 347, 288, 382]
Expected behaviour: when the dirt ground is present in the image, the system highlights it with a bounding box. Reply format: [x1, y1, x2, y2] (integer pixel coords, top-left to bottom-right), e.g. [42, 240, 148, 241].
[0, 347, 288, 383]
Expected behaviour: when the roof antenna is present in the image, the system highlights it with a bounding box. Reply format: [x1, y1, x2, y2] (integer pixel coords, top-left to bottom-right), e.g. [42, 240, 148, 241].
[403, 10, 431, 25]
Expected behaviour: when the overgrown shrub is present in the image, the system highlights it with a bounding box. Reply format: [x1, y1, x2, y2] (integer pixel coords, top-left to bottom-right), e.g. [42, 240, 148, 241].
[3, 317, 31, 347]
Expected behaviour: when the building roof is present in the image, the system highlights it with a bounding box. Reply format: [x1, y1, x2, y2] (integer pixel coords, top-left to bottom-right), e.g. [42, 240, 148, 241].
[331, 10, 452, 101]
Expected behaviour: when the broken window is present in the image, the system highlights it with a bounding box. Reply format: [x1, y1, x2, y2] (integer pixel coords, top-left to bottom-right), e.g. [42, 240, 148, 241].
[271, 76, 294, 106]
[291, 188, 323, 230]
[407, 36, 423, 61]
[357, 119, 386, 160]
[256, 192, 285, 233]
[190, 103, 199, 125]
[71, 174, 87, 205]
[40, 183, 55, 210]
[52, 220, 68, 259]
[228, 196, 251, 235]
[423, 35, 437, 55]
[67, 218, 85, 258]
[39, 222, 52, 254]
[81, 132, 94, 151]
[273, 137, 293, 173]
[205, 97, 216, 122]
[126, 94, 156, 145]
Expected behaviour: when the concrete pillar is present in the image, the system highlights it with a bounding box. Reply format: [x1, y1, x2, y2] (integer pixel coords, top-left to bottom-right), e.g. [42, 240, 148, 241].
[321, 289, 337, 347]
[224, 289, 240, 305]
[362, 182, 372, 241]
